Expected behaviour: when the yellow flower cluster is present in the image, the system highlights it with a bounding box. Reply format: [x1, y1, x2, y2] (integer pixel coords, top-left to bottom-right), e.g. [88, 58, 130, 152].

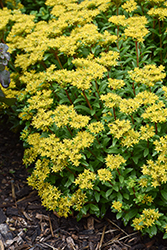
[135, 90, 159, 105]
[121, 0, 138, 13]
[108, 119, 132, 139]
[27, 90, 53, 110]
[128, 65, 166, 87]
[108, 15, 127, 26]
[138, 177, 148, 187]
[74, 169, 96, 189]
[32, 159, 50, 182]
[133, 209, 161, 230]
[124, 16, 149, 43]
[101, 93, 122, 108]
[148, 7, 167, 20]
[97, 168, 112, 182]
[31, 109, 55, 131]
[139, 124, 155, 140]
[105, 154, 126, 170]
[109, 119, 155, 147]
[108, 78, 125, 90]
[25, 130, 95, 170]
[71, 189, 87, 211]
[57, 197, 72, 218]
[154, 135, 167, 163]
[40, 183, 61, 211]
[112, 200, 122, 211]
[54, 105, 90, 129]
[19, 71, 48, 95]
[87, 121, 104, 134]
[142, 100, 167, 123]
[121, 129, 140, 147]
[142, 159, 167, 187]
[95, 51, 119, 68]
[119, 98, 140, 115]
[142, 194, 154, 204]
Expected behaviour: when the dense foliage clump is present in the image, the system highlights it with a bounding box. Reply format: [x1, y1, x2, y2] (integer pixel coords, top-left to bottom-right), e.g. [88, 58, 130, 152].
[2, 0, 167, 238]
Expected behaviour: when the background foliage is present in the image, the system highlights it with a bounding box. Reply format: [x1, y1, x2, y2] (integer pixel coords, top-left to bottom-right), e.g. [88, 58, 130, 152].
[1, 0, 167, 238]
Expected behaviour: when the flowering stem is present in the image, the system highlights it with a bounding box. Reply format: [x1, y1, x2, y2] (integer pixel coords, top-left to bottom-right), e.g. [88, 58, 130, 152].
[116, 168, 121, 176]
[65, 89, 73, 104]
[87, 148, 97, 158]
[158, 19, 162, 63]
[67, 125, 73, 136]
[135, 41, 139, 67]
[95, 80, 100, 98]
[82, 90, 98, 120]
[0, 0, 3, 8]
[155, 122, 158, 134]
[117, 25, 119, 50]
[54, 51, 64, 69]
[132, 82, 136, 96]
[147, 139, 149, 148]
[113, 107, 116, 120]
[132, 187, 136, 198]
[65, 166, 77, 177]
[131, 115, 134, 125]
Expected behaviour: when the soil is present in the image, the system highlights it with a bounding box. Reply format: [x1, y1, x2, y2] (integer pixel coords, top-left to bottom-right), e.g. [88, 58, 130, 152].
[0, 119, 167, 250]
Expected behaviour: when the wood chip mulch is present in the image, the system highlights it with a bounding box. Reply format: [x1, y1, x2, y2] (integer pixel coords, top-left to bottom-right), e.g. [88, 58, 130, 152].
[0, 120, 167, 250]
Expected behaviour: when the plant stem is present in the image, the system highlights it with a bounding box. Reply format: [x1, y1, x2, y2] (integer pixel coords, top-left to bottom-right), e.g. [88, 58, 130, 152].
[65, 166, 77, 177]
[0, 0, 3, 8]
[131, 115, 134, 125]
[158, 19, 162, 63]
[54, 51, 64, 69]
[116, 168, 121, 176]
[95, 80, 100, 98]
[67, 125, 73, 136]
[132, 187, 136, 198]
[65, 89, 73, 104]
[82, 90, 99, 120]
[135, 41, 139, 67]
[155, 122, 158, 134]
[132, 82, 136, 96]
[87, 148, 97, 158]
[113, 107, 116, 120]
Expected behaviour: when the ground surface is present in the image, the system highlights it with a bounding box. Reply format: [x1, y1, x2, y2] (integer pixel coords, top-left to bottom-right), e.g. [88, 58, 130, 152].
[0, 121, 167, 250]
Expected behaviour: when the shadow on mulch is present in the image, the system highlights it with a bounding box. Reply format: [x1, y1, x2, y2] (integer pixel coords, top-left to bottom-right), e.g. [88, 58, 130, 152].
[0, 119, 167, 250]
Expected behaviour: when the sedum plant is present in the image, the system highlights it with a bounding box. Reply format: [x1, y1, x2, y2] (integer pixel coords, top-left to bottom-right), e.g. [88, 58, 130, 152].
[2, 0, 167, 239]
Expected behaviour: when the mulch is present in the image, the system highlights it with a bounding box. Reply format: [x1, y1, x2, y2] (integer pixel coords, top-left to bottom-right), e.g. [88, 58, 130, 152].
[0, 119, 167, 250]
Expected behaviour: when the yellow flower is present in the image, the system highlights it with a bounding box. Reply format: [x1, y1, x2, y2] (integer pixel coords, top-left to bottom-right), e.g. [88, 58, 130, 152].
[98, 168, 112, 182]
[87, 121, 104, 134]
[121, 0, 138, 13]
[105, 154, 126, 170]
[112, 201, 122, 211]
[108, 78, 125, 90]
[74, 169, 96, 189]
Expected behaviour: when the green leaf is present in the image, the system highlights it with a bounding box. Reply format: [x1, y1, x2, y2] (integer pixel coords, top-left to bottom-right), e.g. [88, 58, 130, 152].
[161, 190, 167, 201]
[119, 175, 124, 184]
[89, 204, 100, 212]
[163, 233, 167, 239]
[74, 105, 91, 114]
[144, 148, 149, 157]
[116, 212, 122, 220]
[69, 174, 74, 183]
[123, 193, 129, 200]
[128, 208, 138, 219]
[113, 185, 119, 192]
[101, 204, 106, 217]
[132, 155, 139, 165]
[149, 225, 157, 238]
[95, 192, 100, 203]
[106, 189, 113, 198]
